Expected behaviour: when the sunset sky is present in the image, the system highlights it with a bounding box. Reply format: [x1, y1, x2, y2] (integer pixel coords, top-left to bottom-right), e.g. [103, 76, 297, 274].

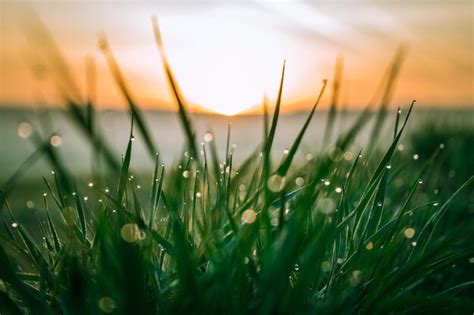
[1, 1, 472, 115]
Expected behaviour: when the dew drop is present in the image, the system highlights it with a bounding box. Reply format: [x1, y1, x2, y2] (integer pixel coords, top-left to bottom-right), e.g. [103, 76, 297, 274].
[413, 154, 419, 160]
[365, 242, 374, 250]
[433, 202, 439, 206]
[242, 209, 257, 224]
[404, 227, 415, 239]
[397, 144, 405, 151]
[283, 148, 289, 155]
[295, 177, 305, 187]
[386, 165, 392, 169]
[267, 175, 286, 193]
[98, 297, 116, 313]
[83, 196, 88, 201]
[343, 151, 353, 161]
[196, 192, 202, 198]
[203, 132, 213, 142]
[411, 241, 417, 247]
[182, 170, 190, 178]
[418, 179, 423, 184]
[11, 222, 18, 228]
[468, 257, 474, 264]
[335, 187, 343, 194]
[17, 122, 32, 138]
[294, 264, 300, 271]
[323, 179, 331, 186]
[88, 182, 94, 187]
[321, 261, 331, 272]
[50, 134, 62, 147]
[305, 153, 314, 161]
[120, 223, 143, 243]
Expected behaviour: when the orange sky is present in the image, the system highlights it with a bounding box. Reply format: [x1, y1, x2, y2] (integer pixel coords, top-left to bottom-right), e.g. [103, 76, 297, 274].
[0, 1, 473, 115]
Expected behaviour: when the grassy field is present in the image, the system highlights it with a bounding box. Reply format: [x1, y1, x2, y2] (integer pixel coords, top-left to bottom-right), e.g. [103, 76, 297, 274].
[1, 25, 473, 314]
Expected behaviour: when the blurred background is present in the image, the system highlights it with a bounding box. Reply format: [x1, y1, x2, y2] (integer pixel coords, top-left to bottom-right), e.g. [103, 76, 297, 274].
[0, 0, 473, 182]
[1, 1, 472, 111]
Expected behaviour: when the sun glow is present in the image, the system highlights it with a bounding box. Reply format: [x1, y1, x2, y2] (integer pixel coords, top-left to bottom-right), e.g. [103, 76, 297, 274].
[158, 9, 291, 115]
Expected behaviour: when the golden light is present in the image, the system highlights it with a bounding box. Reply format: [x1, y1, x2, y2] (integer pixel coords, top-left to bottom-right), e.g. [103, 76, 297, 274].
[159, 11, 290, 116]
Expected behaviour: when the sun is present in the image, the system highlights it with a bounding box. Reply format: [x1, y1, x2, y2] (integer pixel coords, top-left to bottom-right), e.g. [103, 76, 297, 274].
[158, 8, 290, 116]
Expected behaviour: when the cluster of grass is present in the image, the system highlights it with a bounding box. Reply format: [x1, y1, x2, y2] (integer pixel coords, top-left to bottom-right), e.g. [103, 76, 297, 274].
[1, 18, 473, 314]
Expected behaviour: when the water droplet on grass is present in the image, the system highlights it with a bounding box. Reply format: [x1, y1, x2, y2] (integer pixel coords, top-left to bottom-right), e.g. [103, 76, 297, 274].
[411, 241, 417, 247]
[120, 223, 144, 243]
[413, 154, 419, 160]
[365, 242, 374, 250]
[267, 175, 286, 192]
[26, 201, 34, 208]
[397, 144, 405, 151]
[182, 170, 190, 178]
[203, 132, 213, 142]
[88, 182, 94, 187]
[305, 153, 314, 161]
[418, 179, 423, 184]
[321, 261, 331, 272]
[11, 222, 18, 228]
[17, 122, 32, 138]
[323, 179, 331, 186]
[404, 227, 415, 239]
[50, 134, 62, 147]
[335, 187, 343, 194]
[98, 297, 116, 313]
[343, 151, 353, 161]
[242, 209, 257, 224]
[295, 177, 305, 187]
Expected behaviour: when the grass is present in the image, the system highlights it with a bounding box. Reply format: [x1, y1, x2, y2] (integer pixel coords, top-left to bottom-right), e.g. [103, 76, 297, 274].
[0, 18, 473, 314]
